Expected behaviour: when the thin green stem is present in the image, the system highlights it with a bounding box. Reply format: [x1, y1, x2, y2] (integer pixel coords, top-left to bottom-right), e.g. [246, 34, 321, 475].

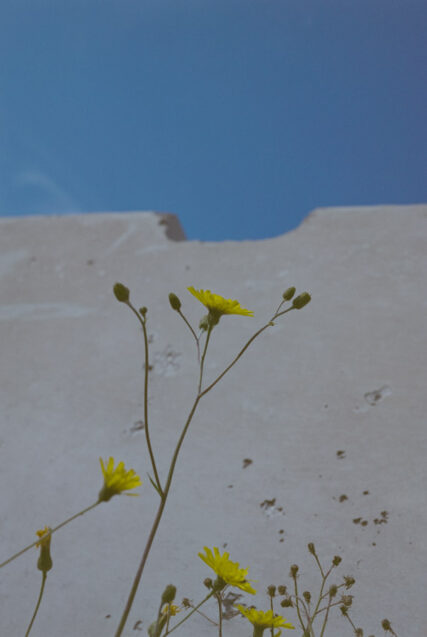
[216, 593, 223, 637]
[292, 578, 307, 635]
[200, 308, 294, 398]
[198, 325, 212, 393]
[114, 497, 166, 637]
[165, 591, 215, 635]
[0, 501, 99, 570]
[126, 301, 163, 496]
[25, 571, 47, 637]
[270, 596, 275, 637]
[319, 597, 333, 637]
[177, 309, 200, 362]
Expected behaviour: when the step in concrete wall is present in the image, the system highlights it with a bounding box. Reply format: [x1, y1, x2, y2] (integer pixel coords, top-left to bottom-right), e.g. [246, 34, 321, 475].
[1, 206, 426, 636]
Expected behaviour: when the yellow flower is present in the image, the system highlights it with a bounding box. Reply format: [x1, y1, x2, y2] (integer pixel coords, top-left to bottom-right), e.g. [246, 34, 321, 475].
[161, 604, 181, 617]
[236, 605, 295, 630]
[187, 287, 253, 324]
[98, 457, 142, 502]
[198, 546, 256, 594]
[36, 526, 52, 549]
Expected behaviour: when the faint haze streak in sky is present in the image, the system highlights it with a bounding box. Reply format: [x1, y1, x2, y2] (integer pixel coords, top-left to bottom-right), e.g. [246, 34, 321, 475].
[14, 170, 81, 215]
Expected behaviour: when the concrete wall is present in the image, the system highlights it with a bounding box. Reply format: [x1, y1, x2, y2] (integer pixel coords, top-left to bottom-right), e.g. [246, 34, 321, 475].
[1, 206, 426, 636]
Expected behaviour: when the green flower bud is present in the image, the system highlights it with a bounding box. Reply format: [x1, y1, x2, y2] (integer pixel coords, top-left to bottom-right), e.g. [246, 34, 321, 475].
[168, 293, 181, 311]
[292, 292, 311, 309]
[139, 306, 147, 317]
[212, 576, 226, 592]
[289, 564, 299, 578]
[282, 287, 296, 301]
[355, 629, 363, 637]
[303, 591, 311, 604]
[277, 585, 287, 596]
[203, 578, 213, 589]
[382, 619, 392, 631]
[341, 595, 353, 607]
[332, 555, 342, 566]
[113, 282, 130, 303]
[343, 575, 355, 589]
[329, 584, 338, 598]
[35, 527, 53, 573]
[280, 598, 293, 608]
[161, 584, 177, 605]
[307, 542, 316, 555]
[267, 585, 276, 597]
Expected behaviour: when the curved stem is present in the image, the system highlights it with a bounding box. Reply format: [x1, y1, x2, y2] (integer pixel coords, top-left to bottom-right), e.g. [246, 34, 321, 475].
[114, 394, 202, 636]
[177, 309, 200, 362]
[25, 571, 47, 637]
[200, 308, 294, 398]
[0, 501, 99, 570]
[126, 301, 163, 495]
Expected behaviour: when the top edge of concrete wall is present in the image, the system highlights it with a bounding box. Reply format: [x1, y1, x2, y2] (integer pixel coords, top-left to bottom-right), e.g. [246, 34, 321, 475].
[1, 204, 425, 243]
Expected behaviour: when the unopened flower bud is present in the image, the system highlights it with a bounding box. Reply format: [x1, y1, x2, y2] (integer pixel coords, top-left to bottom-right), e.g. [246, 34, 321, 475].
[161, 584, 177, 605]
[212, 576, 226, 592]
[332, 555, 342, 567]
[168, 293, 181, 311]
[329, 585, 338, 598]
[341, 595, 353, 607]
[282, 287, 296, 301]
[339, 605, 348, 616]
[382, 619, 392, 631]
[35, 527, 53, 573]
[181, 597, 191, 608]
[290, 564, 299, 578]
[343, 575, 355, 589]
[355, 629, 363, 637]
[139, 306, 147, 317]
[203, 578, 213, 589]
[307, 542, 316, 555]
[277, 585, 287, 596]
[292, 292, 311, 309]
[280, 598, 293, 608]
[113, 282, 130, 303]
[267, 585, 276, 597]
[303, 591, 311, 604]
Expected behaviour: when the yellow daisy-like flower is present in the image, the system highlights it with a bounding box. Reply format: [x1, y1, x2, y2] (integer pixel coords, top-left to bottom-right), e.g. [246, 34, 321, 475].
[187, 287, 253, 324]
[161, 604, 181, 617]
[236, 605, 295, 630]
[98, 457, 142, 502]
[198, 546, 256, 594]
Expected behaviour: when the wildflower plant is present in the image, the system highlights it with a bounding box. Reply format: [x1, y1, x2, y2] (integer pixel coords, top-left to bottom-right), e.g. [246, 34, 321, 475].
[0, 281, 399, 636]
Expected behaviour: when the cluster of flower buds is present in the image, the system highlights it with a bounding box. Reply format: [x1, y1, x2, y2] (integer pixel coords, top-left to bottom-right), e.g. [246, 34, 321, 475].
[282, 287, 311, 310]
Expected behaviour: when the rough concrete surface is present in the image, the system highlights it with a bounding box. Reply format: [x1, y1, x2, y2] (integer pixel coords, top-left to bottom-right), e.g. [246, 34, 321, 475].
[0, 206, 426, 637]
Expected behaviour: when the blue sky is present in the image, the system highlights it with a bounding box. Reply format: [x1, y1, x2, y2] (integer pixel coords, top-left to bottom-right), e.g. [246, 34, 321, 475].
[0, 0, 426, 241]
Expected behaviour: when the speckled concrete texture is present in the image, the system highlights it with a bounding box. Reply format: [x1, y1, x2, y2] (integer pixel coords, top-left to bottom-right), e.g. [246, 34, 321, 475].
[0, 206, 426, 636]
